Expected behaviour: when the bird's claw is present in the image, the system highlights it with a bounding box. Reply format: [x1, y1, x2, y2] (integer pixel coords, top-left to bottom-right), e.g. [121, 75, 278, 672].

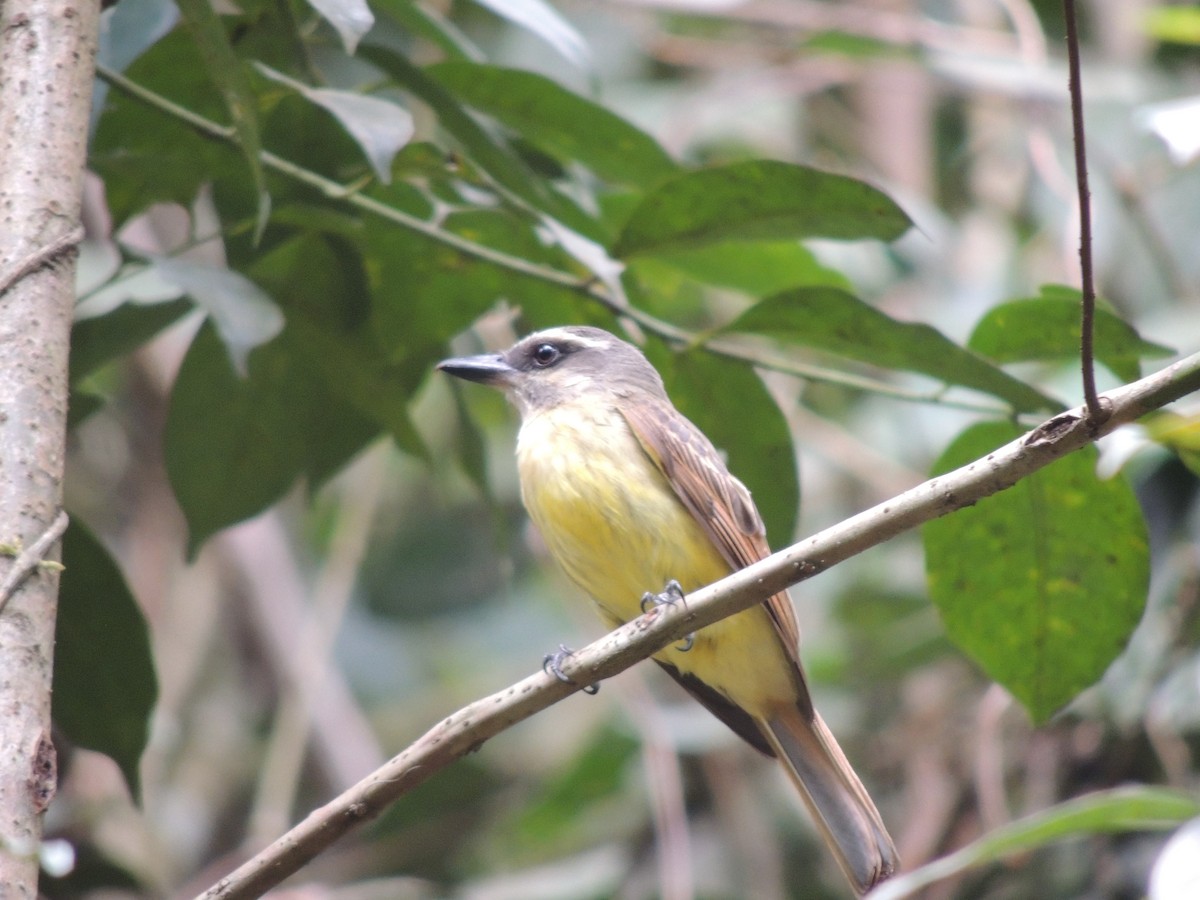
[542, 644, 599, 695]
[640, 578, 686, 613]
[639, 579, 695, 652]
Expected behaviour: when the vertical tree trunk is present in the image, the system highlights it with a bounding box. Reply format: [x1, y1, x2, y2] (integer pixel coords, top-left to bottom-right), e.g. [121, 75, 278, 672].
[0, 1, 99, 893]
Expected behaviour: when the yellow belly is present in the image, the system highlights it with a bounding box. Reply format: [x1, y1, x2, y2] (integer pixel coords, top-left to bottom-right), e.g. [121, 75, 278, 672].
[516, 403, 797, 712]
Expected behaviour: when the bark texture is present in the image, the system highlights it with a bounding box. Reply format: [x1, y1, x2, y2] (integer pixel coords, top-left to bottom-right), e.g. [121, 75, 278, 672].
[0, 0, 99, 892]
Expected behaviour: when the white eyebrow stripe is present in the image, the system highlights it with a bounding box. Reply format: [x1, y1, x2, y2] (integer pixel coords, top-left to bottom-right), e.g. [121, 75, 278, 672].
[527, 328, 609, 350]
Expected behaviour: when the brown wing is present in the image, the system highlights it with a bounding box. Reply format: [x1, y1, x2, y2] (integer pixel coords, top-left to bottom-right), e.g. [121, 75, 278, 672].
[618, 399, 803, 663]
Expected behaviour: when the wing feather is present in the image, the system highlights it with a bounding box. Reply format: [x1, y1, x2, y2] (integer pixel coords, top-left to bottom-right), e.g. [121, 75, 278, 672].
[619, 401, 803, 660]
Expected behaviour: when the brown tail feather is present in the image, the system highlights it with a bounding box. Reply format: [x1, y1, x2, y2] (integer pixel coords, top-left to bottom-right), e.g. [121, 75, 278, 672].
[761, 707, 898, 895]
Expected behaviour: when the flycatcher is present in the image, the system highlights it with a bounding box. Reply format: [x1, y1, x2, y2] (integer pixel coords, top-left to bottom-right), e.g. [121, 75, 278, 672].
[439, 326, 897, 894]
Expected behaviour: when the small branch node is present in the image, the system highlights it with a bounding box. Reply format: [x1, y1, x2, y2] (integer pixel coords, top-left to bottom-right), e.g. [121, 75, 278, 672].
[0, 225, 85, 298]
[0, 512, 70, 615]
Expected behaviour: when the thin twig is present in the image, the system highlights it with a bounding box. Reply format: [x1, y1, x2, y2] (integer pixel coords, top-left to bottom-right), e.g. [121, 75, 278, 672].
[0, 512, 69, 615]
[1062, 0, 1103, 425]
[0, 226, 85, 299]
[94, 63, 1017, 416]
[196, 350, 1200, 900]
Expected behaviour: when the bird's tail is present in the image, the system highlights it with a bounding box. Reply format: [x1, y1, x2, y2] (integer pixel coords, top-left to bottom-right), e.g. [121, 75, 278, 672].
[761, 705, 899, 895]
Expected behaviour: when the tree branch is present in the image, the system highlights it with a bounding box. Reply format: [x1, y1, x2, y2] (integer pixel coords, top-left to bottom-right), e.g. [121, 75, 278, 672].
[197, 350, 1200, 900]
[0, 0, 98, 890]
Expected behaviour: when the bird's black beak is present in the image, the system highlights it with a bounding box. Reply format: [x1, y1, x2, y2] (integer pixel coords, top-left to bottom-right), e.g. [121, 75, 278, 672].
[437, 353, 517, 387]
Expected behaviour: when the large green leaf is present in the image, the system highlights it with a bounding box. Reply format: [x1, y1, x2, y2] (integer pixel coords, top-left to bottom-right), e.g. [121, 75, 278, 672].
[647, 343, 799, 545]
[361, 47, 605, 242]
[870, 787, 1200, 900]
[923, 421, 1150, 723]
[248, 233, 425, 457]
[611, 160, 912, 258]
[724, 287, 1058, 413]
[427, 62, 678, 189]
[165, 320, 380, 554]
[968, 285, 1174, 383]
[165, 323, 305, 552]
[55, 522, 158, 800]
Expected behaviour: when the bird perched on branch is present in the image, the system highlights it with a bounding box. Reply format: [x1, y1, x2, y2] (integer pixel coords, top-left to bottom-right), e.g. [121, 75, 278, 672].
[440, 325, 897, 894]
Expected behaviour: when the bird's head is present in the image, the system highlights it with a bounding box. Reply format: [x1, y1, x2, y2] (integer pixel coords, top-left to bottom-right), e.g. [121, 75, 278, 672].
[437, 326, 667, 417]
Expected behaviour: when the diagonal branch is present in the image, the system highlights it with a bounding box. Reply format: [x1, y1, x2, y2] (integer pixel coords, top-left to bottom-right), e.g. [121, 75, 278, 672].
[197, 350, 1200, 900]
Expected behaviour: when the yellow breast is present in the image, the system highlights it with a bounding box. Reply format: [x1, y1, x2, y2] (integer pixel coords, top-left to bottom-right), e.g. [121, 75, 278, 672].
[515, 402, 797, 711]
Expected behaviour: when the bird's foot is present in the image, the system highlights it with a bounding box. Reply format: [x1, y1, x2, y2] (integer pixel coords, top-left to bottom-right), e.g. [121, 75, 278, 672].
[639, 579, 694, 652]
[542, 644, 599, 695]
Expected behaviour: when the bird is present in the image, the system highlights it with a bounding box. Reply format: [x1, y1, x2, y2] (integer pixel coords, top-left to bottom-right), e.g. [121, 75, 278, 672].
[438, 325, 898, 894]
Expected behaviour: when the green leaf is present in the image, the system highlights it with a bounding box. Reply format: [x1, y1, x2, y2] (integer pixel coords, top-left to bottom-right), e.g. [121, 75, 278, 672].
[92, 31, 243, 224]
[724, 287, 1059, 413]
[968, 286, 1174, 383]
[1144, 412, 1200, 477]
[365, 208, 590, 359]
[166, 322, 304, 552]
[246, 233, 424, 444]
[611, 161, 912, 258]
[90, 0, 177, 127]
[70, 298, 194, 384]
[175, 0, 270, 239]
[801, 31, 914, 59]
[371, 0, 484, 62]
[427, 62, 678, 189]
[165, 290, 384, 554]
[631, 239, 851, 298]
[870, 786, 1200, 900]
[648, 343, 799, 545]
[1144, 7, 1200, 44]
[255, 63, 414, 184]
[55, 521, 158, 800]
[361, 47, 605, 242]
[923, 421, 1150, 723]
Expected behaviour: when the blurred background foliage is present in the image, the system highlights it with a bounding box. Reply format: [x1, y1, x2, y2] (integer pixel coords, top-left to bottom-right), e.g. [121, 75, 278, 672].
[49, 0, 1200, 897]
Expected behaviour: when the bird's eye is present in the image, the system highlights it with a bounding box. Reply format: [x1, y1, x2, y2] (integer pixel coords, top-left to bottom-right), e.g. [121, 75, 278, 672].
[532, 343, 561, 367]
